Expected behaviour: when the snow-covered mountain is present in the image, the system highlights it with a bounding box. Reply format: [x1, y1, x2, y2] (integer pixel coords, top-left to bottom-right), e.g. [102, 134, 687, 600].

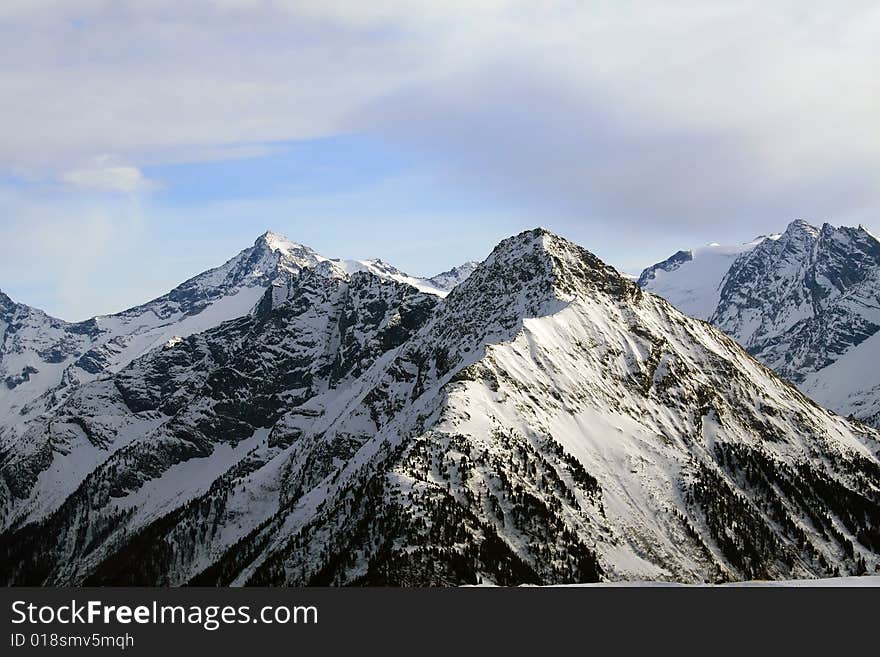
[2, 228, 878, 586]
[426, 261, 481, 292]
[640, 220, 880, 427]
[332, 258, 478, 297]
[0, 231, 473, 438]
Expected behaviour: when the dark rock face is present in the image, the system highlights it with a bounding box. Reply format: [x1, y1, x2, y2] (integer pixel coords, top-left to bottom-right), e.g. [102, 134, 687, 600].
[709, 222, 880, 427]
[1, 229, 879, 587]
[711, 222, 880, 378]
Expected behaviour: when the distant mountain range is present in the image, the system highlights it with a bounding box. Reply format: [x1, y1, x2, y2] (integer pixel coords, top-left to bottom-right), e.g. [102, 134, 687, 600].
[0, 231, 476, 440]
[1, 228, 878, 586]
[640, 219, 880, 428]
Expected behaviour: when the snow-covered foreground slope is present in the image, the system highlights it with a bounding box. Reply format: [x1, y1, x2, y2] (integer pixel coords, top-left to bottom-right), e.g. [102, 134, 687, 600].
[640, 220, 880, 428]
[560, 575, 880, 587]
[1, 229, 878, 587]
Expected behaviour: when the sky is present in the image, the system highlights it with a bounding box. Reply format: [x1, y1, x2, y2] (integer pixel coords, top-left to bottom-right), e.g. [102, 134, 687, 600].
[1, 1, 879, 321]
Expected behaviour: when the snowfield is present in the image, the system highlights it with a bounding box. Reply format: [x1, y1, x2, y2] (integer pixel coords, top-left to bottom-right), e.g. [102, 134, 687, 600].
[530, 575, 880, 587]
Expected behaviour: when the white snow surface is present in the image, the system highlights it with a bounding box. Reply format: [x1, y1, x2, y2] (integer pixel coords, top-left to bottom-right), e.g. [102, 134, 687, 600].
[428, 289, 879, 581]
[639, 237, 776, 320]
[336, 259, 450, 296]
[117, 427, 271, 528]
[549, 575, 880, 587]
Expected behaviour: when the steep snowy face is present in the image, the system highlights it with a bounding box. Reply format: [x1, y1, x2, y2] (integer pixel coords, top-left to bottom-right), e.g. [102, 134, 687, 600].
[640, 220, 880, 428]
[712, 220, 880, 358]
[76, 233, 325, 373]
[711, 221, 880, 423]
[105, 231, 331, 328]
[244, 230, 879, 586]
[0, 235, 296, 446]
[2, 228, 878, 587]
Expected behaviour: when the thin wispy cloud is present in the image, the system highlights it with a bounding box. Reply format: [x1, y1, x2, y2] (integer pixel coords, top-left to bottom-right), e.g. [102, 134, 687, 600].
[58, 158, 160, 193]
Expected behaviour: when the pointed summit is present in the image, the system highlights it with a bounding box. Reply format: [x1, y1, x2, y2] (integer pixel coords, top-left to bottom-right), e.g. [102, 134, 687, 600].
[782, 218, 820, 239]
[0, 288, 16, 312]
[479, 228, 631, 303]
[254, 230, 315, 257]
[417, 228, 635, 367]
[639, 217, 880, 428]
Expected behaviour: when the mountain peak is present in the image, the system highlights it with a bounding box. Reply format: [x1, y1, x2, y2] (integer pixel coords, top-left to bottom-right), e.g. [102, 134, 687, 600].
[484, 228, 571, 267]
[482, 227, 630, 304]
[783, 218, 820, 238]
[255, 230, 312, 256]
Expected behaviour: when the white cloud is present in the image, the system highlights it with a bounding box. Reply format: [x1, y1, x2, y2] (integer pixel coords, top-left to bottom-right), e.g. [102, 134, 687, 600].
[58, 161, 158, 193]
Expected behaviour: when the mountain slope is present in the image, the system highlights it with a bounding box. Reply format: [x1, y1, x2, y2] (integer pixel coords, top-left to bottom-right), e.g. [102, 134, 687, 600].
[640, 220, 880, 428]
[2, 229, 878, 586]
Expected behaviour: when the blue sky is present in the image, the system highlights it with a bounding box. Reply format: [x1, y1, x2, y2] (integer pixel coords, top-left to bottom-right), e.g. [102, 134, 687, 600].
[1, 1, 879, 320]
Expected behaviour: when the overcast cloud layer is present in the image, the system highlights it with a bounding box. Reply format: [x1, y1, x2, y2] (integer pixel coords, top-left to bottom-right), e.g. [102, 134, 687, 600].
[1, 1, 879, 318]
